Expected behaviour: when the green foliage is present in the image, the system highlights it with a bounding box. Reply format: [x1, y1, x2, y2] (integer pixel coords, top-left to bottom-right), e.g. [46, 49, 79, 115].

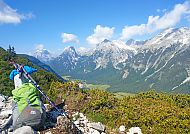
[0, 47, 14, 96]
[47, 81, 60, 102]
[62, 87, 190, 133]
[46, 81, 80, 102]
[7, 45, 16, 60]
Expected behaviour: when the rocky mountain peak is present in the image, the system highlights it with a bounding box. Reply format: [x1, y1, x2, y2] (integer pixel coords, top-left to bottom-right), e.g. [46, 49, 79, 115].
[144, 27, 190, 49]
[126, 39, 146, 46]
[33, 48, 52, 62]
[91, 40, 137, 69]
[62, 46, 78, 58]
[96, 40, 136, 52]
[102, 39, 111, 43]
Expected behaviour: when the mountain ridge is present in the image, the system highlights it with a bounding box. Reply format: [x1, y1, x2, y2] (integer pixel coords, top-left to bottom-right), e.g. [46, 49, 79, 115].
[36, 27, 190, 93]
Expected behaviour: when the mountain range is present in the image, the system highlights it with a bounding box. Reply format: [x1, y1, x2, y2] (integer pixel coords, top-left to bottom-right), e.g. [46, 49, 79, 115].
[32, 27, 190, 93]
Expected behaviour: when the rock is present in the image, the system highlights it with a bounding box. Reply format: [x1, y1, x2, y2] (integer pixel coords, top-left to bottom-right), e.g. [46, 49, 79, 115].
[44, 104, 51, 111]
[0, 101, 5, 109]
[0, 95, 5, 102]
[79, 127, 84, 133]
[72, 111, 79, 117]
[79, 113, 85, 118]
[127, 127, 142, 134]
[119, 125, 125, 133]
[89, 128, 100, 134]
[64, 105, 68, 109]
[89, 127, 94, 133]
[73, 117, 76, 121]
[0, 110, 12, 119]
[45, 131, 52, 134]
[0, 95, 13, 133]
[13, 126, 36, 134]
[0, 95, 5, 109]
[78, 83, 84, 89]
[79, 122, 85, 127]
[74, 120, 79, 125]
[81, 119, 88, 127]
[56, 115, 71, 130]
[88, 122, 105, 132]
[56, 116, 66, 125]
[92, 129, 101, 134]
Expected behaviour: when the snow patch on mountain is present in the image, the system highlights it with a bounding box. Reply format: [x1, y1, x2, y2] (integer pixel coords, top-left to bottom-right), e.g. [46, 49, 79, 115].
[59, 46, 79, 66]
[146, 52, 176, 80]
[112, 40, 137, 51]
[141, 55, 152, 75]
[63, 46, 78, 58]
[92, 40, 136, 69]
[32, 48, 53, 62]
[151, 48, 165, 69]
[122, 69, 129, 79]
[172, 76, 190, 91]
[144, 27, 190, 50]
[77, 47, 88, 55]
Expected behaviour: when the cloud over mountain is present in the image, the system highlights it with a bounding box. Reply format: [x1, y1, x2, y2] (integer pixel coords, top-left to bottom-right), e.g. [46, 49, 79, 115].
[61, 33, 79, 44]
[120, 1, 190, 41]
[86, 25, 115, 46]
[35, 44, 45, 51]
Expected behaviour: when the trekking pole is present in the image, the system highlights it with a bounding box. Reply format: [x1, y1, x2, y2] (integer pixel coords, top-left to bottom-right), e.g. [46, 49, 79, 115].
[10, 62, 82, 133]
[10, 62, 69, 118]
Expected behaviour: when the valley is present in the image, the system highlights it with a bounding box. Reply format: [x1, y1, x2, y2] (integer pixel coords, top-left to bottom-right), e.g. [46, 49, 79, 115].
[33, 27, 190, 94]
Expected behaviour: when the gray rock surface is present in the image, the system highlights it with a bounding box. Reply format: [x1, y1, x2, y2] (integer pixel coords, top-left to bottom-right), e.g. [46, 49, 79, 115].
[87, 122, 105, 132]
[119, 125, 125, 133]
[0, 95, 13, 133]
[72, 112, 106, 134]
[127, 127, 142, 134]
[12, 126, 36, 134]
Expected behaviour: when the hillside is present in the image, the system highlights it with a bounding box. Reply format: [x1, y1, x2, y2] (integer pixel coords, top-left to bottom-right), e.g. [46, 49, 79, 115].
[0, 47, 64, 96]
[46, 81, 190, 134]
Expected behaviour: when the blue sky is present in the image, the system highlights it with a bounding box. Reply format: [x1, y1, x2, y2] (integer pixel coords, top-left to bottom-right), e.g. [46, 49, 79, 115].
[0, 0, 190, 54]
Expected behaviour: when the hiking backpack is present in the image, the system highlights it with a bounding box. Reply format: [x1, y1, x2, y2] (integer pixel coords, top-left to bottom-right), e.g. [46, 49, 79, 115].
[12, 83, 46, 130]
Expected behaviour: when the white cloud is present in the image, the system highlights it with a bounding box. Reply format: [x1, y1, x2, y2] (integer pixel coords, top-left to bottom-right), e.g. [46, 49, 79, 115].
[120, 1, 190, 40]
[35, 44, 45, 50]
[0, 0, 33, 24]
[61, 33, 79, 44]
[86, 25, 115, 46]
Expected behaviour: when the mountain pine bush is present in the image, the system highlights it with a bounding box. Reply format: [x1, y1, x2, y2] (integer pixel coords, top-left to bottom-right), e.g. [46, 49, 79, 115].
[59, 85, 190, 134]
